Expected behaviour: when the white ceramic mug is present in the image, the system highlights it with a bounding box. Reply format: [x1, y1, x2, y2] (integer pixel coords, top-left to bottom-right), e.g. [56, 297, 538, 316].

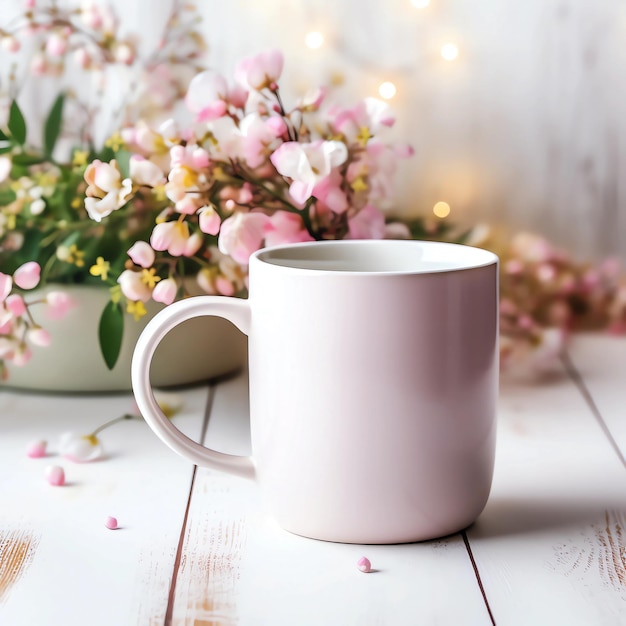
[132, 240, 499, 544]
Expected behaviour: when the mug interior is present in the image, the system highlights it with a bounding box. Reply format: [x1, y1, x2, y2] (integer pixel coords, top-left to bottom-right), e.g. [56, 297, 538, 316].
[255, 240, 497, 273]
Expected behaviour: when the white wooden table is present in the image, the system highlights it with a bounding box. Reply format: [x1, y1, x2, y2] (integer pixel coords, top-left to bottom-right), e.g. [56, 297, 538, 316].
[0, 334, 625, 626]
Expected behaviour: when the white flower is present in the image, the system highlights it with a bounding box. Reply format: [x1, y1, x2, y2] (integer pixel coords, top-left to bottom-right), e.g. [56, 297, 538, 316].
[59, 432, 103, 463]
[270, 139, 348, 204]
[0, 156, 10, 183]
[129, 156, 165, 187]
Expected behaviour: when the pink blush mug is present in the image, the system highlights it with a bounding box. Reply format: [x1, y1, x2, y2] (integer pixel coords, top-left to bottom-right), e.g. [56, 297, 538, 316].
[131, 240, 499, 544]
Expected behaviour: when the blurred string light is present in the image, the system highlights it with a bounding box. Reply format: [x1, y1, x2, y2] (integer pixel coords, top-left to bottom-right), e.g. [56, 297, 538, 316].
[433, 201, 451, 218]
[303, 2, 460, 103]
[378, 81, 397, 99]
[305, 31, 325, 50]
[440, 42, 459, 61]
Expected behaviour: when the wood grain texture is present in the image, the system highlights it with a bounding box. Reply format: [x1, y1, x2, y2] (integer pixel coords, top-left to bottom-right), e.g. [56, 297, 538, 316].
[0, 386, 210, 626]
[172, 372, 493, 626]
[467, 342, 626, 625]
[0, 529, 39, 604]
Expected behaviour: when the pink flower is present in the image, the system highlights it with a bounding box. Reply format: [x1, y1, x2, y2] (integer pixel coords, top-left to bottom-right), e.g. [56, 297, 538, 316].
[14, 262, 41, 290]
[152, 277, 178, 305]
[45, 291, 73, 319]
[73, 47, 91, 69]
[215, 277, 236, 296]
[127, 241, 156, 268]
[129, 156, 165, 187]
[113, 41, 135, 65]
[185, 70, 229, 121]
[384, 222, 411, 239]
[266, 115, 288, 137]
[264, 212, 314, 247]
[239, 113, 281, 168]
[298, 87, 326, 111]
[270, 140, 348, 204]
[331, 98, 395, 141]
[30, 53, 48, 76]
[45, 33, 68, 57]
[117, 269, 152, 302]
[6, 294, 26, 317]
[192, 147, 210, 169]
[198, 205, 221, 235]
[1, 36, 20, 53]
[0, 272, 12, 302]
[84, 160, 133, 222]
[150, 221, 191, 257]
[346, 204, 386, 240]
[184, 232, 203, 257]
[218, 212, 270, 264]
[312, 171, 348, 214]
[235, 49, 284, 91]
[12, 345, 32, 366]
[27, 327, 51, 347]
[175, 195, 201, 216]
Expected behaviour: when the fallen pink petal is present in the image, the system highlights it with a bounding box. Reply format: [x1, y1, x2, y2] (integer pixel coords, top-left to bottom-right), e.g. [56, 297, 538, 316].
[26, 440, 47, 458]
[45, 465, 65, 486]
[357, 557, 372, 573]
[104, 516, 118, 530]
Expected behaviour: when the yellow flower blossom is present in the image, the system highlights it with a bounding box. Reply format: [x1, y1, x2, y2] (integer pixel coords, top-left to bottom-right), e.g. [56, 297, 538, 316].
[127, 300, 147, 321]
[72, 150, 89, 167]
[350, 177, 368, 193]
[356, 126, 373, 147]
[152, 185, 167, 202]
[141, 268, 161, 288]
[212, 166, 228, 181]
[104, 132, 126, 152]
[89, 256, 110, 281]
[59, 244, 85, 267]
[71, 197, 82, 209]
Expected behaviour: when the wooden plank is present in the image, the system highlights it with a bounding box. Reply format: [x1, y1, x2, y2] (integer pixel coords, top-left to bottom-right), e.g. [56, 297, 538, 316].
[565, 334, 626, 459]
[171, 372, 492, 626]
[467, 344, 626, 625]
[0, 385, 210, 626]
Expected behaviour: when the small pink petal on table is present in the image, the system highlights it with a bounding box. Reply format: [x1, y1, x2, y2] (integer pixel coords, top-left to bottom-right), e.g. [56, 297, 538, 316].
[45, 465, 65, 486]
[105, 516, 118, 530]
[26, 440, 47, 458]
[357, 556, 372, 573]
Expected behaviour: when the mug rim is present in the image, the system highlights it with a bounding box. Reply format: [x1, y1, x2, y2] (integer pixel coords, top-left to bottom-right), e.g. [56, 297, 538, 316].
[251, 239, 498, 275]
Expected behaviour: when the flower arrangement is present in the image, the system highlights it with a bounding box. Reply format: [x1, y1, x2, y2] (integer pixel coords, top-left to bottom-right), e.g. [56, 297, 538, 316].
[475, 228, 626, 373]
[0, 0, 624, 382]
[0, 1, 425, 376]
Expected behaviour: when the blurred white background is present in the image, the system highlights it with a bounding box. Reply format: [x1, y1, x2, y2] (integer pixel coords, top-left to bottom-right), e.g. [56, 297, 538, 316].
[3, 0, 626, 260]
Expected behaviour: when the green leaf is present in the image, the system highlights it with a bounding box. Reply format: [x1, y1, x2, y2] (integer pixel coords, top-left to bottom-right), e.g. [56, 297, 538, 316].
[44, 93, 65, 157]
[115, 148, 131, 178]
[8, 100, 27, 145]
[11, 153, 46, 166]
[98, 301, 124, 370]
[0, 128, 7, 141]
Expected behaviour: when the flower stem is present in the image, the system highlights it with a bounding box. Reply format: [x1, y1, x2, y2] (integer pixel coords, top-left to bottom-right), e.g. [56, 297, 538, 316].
[89, 413, 137, 437]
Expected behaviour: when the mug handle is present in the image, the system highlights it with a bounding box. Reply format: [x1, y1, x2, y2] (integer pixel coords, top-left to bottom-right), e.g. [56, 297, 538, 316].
[131, 296, 255, 480]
